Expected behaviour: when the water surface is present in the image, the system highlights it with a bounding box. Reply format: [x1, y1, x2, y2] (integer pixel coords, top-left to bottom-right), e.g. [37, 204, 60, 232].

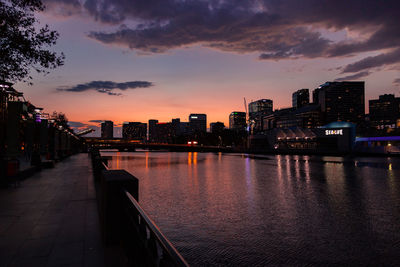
[103, 151, 400, 266]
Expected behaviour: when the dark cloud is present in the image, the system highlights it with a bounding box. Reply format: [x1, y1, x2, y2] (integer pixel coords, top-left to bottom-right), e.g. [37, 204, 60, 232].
[42, 0, 82, 16]
[341, 48, 400, 73]
[44, 0, 400, 75]
[57, 80, 153, 96]
[88, 120, 104, 123]
[393, 79, 400, 85]
[335, 71, 371, 82]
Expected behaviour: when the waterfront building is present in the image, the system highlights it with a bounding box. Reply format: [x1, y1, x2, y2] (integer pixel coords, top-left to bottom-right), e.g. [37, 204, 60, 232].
[313, 81, 365, 126]
[210, 122, 225, 134]
[262, 105, 323, 131]
[148, 119, 158, 142]
[101, 120, 113, 139]
[122, 122, 147, 141]
[189, 114, 207, 133]
[248, 99, 273, 133]
[154, 122, 174, 143]
[229, 112, 246, 131]
[369, 94, 400, 129]
[292, 89, 310, 108]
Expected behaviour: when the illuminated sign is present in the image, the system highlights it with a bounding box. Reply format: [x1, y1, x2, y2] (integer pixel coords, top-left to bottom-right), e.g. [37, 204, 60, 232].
[325, 129, 343, 136]
[190, 116, 198, 119]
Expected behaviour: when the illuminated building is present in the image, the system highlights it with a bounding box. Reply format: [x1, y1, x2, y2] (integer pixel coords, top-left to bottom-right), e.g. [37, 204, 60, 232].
[229, 112, 246, 131]
[122, 122, 147, 141]
[248, 99, 273, 133]
[101, 121, 113, 139]
[369, 94, 400, 129]
[313, 81, 365, 126]
[189, 114, 207, 133]
[292, 89, 310, 108]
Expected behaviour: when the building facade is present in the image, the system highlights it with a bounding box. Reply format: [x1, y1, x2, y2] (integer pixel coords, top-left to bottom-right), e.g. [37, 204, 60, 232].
[248, 99, 273, 133]
[101, 121, 113, 139]
[229, 112, 246, 131]
[210, 122, 225, 134]
[189, 114, 207, 133]
[122, 122, 147, 141]
[292, 89, 310, 108]
[313, 81, 365, 126]
[369, 94, 400, 129]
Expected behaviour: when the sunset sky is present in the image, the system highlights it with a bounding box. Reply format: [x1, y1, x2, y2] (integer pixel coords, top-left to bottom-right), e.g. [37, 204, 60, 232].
[15, 0, 400, 136]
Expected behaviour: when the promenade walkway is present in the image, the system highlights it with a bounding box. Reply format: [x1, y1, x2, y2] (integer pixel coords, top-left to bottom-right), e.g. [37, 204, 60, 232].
[0, 154, 104, 267]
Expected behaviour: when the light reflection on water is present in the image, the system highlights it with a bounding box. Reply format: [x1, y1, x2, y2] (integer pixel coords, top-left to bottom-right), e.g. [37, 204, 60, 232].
[103, 151, 400, 266]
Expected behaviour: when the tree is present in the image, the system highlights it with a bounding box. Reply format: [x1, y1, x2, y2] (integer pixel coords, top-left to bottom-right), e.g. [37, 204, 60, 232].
[0, 0, 64, 84]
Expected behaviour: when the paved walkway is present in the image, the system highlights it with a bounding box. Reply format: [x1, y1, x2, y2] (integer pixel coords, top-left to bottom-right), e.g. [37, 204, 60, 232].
[0, 153, 104, 267]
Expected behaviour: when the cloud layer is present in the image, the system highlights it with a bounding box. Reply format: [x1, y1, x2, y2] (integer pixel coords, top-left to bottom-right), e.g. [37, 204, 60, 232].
[57, 80, 153, 96]
[44, 0, 400, 82]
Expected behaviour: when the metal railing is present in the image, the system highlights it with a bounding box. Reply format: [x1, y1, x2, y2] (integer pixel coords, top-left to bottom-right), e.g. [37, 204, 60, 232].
[122, 190, 189, 266]
[91, 150, 189, 266]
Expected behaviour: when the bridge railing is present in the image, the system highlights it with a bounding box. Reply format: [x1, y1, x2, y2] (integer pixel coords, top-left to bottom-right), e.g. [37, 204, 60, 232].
[91, 150, 189, 266]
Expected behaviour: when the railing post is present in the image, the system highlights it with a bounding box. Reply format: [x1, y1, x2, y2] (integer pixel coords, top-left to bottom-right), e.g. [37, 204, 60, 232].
[101, 170, 139, 245]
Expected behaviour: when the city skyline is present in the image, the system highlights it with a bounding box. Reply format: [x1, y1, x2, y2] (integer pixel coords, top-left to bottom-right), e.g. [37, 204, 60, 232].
[10, 0, 400, 135]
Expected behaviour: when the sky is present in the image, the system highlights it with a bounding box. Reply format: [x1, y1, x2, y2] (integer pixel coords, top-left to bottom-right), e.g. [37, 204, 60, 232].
[14, 0, 400, 136]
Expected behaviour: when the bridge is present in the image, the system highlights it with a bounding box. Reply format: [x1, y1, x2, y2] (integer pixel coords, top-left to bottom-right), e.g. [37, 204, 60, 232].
[84, 137, 235, 153]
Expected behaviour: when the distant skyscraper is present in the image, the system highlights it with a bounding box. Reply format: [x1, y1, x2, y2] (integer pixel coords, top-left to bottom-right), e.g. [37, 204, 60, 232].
[148, 119, 158, 142]
[210, 122, 225, 134]
[314, 81, 365, 125]
[248, 99, 273, 133]
[101, 121, 113, 139]
[122, 122, 147, 141]
[189, 114, 207, 133]
[369, 94, 400, 128]
[229, 112, 246, 131]
[292, 89, 310, 108]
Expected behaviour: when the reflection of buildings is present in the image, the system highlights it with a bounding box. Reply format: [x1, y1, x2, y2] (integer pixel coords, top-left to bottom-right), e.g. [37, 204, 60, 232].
[369, 94, 400, 129]
[229, 112, 246, 131]
[122, 122, 147, 141]
[101, 121, 113, 139]
[189, 114, 207, 133]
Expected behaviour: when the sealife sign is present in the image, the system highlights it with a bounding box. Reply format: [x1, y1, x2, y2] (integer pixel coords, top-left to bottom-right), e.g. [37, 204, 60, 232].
[325, 129, 343, 136]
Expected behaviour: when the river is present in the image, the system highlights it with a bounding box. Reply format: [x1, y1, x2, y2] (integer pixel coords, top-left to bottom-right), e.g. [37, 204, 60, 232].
[102, 151, 400, 266]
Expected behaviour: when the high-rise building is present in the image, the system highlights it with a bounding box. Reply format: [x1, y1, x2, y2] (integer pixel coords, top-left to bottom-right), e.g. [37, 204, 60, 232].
[369, 94, 400, 128]
[314, 81, 365, 126]
[148, 119, 158, 142]
[292, 89, 310, 108]
[189, 114, 207, 133]
[248, 99, 273, 133]
[101, 121, 113, 139]
[122, 122, 147, 141]
[210, 122, 225, 134]
[171, 118, 181, 136]
[229, 112, 246, 131]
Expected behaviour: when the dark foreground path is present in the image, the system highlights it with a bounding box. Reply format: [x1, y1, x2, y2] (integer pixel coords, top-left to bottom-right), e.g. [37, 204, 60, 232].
[0, 153, 104, 267]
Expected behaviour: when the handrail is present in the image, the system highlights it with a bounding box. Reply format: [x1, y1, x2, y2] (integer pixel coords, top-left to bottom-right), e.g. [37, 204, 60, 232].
[124, 190, 189, 267]
[101, 161, 109, 171]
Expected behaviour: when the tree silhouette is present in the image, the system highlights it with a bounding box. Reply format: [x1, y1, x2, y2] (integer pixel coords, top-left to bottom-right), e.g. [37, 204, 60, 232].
[0, 0, 64, 84]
